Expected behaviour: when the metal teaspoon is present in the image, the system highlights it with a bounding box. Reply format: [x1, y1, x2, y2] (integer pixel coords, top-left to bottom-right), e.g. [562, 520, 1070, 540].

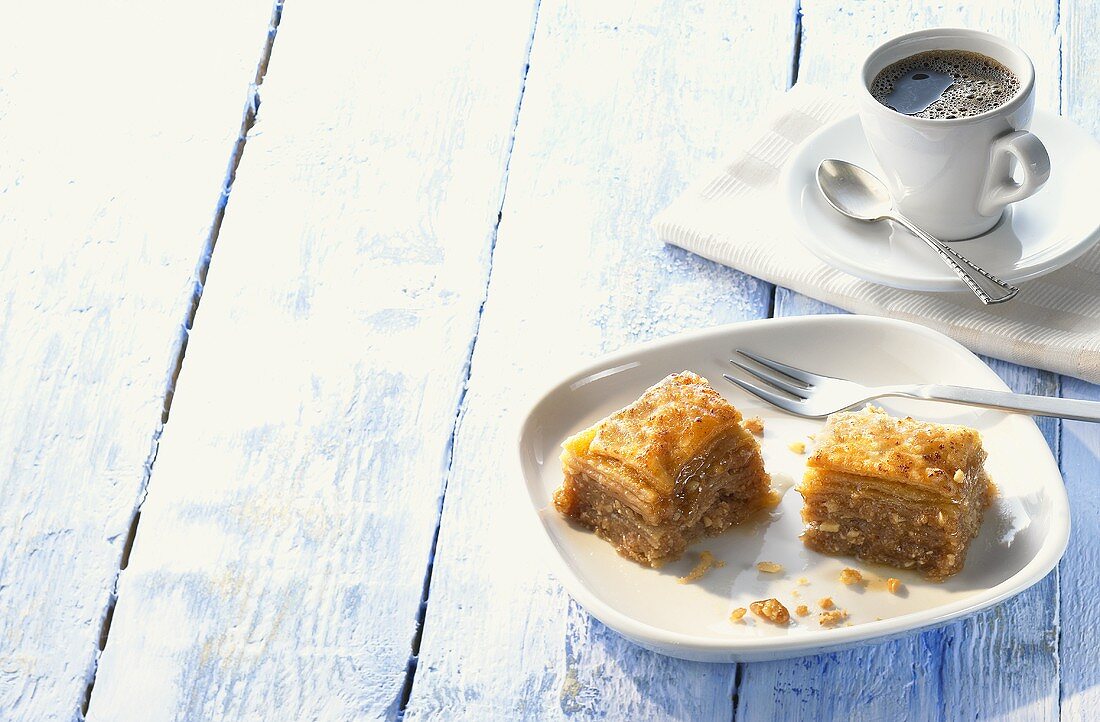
[815, 159, 1019, 305]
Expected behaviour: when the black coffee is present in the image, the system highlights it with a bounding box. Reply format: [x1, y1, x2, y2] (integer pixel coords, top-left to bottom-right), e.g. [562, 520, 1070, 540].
[870, 49, 1020, 119]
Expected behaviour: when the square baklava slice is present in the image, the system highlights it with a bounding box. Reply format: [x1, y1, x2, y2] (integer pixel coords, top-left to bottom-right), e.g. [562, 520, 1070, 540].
[554, 371, 773, 567]
[800, 406, 994, 580]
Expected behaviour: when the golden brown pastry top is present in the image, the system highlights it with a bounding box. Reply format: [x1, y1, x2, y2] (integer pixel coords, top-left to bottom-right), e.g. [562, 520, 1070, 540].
[561, 371, 745, 499]
[807, 405, 985, 492]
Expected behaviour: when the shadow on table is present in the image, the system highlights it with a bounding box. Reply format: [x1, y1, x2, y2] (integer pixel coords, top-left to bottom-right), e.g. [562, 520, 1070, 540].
[554, 599, 737, 720]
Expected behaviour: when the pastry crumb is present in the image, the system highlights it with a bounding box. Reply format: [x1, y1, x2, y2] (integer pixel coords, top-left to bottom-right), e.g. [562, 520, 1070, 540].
[730, 607, 747, 623]
[788, 440, 806, 454]
[798, 577, 809, 586]
[755, 561, 784, 574]
[750, 598, 790, 625]
[744, 417, 765, 435]
[886, 577, 903, 594]
[839, 568, 864, 585]
[819, 597, 834, 610]
[678, 551, 721, 584]
[819, 609, 849, 627]
[795, 604, 810, 617]
[790, 589, 800, 598]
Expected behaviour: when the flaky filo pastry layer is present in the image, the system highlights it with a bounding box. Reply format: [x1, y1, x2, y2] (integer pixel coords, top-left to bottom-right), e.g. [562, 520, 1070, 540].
[807, 405, 988, 496]
[558, 371, 769, 525]
[561, 432, 766, 526]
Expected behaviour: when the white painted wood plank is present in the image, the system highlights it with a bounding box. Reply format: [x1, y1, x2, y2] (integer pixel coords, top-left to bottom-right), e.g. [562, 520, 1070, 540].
[1056, 2, 1100, 717]
[0, 2, 275, 720]
[84, 1, 541, 719]
[403, 1, 793, 719]
[736, 3, 1064, 720]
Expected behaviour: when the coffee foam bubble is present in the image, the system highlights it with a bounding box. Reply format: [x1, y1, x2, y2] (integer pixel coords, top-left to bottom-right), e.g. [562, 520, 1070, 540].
[870, 49, 1020, 119]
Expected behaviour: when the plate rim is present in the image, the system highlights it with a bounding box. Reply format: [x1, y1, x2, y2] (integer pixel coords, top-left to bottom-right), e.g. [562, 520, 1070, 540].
[781, 110, 1100, 292]
[515, 315, 1071, 660]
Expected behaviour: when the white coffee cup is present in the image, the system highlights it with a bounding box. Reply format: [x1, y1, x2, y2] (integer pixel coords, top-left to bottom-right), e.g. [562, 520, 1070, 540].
[857, 28, 1051, 240]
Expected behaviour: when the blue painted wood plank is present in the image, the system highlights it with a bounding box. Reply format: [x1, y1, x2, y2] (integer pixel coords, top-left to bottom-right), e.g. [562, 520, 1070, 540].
[403, 1, 798, 718]
[1058, 376, 1100, 720]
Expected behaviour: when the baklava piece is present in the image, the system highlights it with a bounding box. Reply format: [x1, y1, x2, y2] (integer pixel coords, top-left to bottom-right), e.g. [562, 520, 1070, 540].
[554, 371, 773, 567]
[800, 406, 993, 580]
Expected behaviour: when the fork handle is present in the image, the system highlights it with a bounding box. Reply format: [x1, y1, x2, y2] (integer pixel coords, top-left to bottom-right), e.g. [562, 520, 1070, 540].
[894, 384, 1100, 422]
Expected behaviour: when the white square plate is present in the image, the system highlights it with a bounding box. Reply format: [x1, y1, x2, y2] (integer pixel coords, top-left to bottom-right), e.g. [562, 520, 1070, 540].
[516, 315, 1069, 661]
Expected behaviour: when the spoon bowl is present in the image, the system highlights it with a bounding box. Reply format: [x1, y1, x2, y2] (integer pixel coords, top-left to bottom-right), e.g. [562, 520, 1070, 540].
[815, 158, 896, 221]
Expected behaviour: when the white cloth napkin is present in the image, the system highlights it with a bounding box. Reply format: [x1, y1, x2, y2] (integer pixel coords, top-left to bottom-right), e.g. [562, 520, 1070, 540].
[655, 84, 1100, 384]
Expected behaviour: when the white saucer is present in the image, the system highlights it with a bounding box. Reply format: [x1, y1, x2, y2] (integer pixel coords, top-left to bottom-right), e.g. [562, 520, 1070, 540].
[516, 316, 1068, 662]
[782, 111, 1100, 291]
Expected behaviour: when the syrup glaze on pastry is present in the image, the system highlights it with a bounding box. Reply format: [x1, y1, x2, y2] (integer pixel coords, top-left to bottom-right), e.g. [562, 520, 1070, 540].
[555, 371, 773, 567]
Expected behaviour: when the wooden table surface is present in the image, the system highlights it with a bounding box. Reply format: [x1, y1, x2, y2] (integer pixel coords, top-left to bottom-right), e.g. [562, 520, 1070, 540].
[2, 1, 1097, 720]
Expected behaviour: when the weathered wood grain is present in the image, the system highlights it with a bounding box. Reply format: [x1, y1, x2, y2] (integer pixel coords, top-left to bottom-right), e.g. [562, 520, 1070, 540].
[403, 1, 795, 719]
[735, 3, 1065, 720]
[0, 2, 275, 720]
[84, 1, 541, 719]
[1056, 1, 1100, 717]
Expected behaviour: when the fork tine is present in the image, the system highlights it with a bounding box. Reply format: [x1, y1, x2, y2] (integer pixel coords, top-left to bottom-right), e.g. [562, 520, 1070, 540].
[735, 349, 821, 385]
[728, 359, 810, 399]
[722, 374, 804, 414]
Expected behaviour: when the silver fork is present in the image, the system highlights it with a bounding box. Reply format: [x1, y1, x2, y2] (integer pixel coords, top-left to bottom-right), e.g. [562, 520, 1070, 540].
[723, 349, 1100, 422]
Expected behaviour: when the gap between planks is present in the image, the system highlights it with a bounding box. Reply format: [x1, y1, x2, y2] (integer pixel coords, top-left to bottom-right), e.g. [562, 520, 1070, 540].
[394, 2, 545, 717]
[763, 0, 802, 344]
[1052, 4, 1065, 717]
[80, 1, 286, 716]
[736, 5, 802, 719]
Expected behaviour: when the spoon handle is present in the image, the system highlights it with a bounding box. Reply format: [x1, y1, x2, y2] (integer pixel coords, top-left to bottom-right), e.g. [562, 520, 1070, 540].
[891, 215, 1019, 305]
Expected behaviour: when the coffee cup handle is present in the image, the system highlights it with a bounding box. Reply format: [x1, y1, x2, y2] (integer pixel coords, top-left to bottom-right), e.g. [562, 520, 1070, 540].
[978, 130, 1051, 216]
